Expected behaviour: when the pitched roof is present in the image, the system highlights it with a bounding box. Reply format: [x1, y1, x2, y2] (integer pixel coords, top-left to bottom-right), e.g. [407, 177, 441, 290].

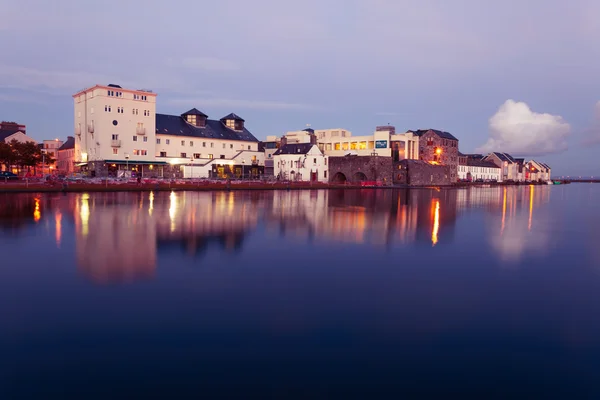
[491, 152, 516, 163]
[0, 128, 23, 141]
[221, 113, 245, 122]
[59, 136, 75, 150]
[155, 114, 258, 142]
[466, 159, 500, 168]
[273, 143, 315, 155]
[107, 84, 122, 88]
[409, 129, 458, 141]
[181, 108, 208, 117]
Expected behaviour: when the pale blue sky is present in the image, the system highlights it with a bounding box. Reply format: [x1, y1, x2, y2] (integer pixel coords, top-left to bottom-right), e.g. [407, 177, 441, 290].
[1, 0, 599, 175]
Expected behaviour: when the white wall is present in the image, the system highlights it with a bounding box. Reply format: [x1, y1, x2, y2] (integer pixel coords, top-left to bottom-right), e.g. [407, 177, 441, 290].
[74, 85, 157, 164]
[274, 145, 328, 182]
[155, 135, 259, 161]
[458, 165, 502, 181]
[2, 131, 37, 144]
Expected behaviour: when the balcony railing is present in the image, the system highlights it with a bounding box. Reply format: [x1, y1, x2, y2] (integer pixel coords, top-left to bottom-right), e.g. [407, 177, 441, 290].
[111, 140, 121, 147]
[87, 122, 94, 133]
[75, 125, 82, 136]
[136, 127, 146, 135]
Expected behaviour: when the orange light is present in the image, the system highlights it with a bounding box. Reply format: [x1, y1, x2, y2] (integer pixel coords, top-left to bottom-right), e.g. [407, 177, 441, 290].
[435, 148, 442, 155]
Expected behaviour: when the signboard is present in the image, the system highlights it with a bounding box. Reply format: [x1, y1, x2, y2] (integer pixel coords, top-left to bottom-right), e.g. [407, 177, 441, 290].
[375, 140, 388, 149]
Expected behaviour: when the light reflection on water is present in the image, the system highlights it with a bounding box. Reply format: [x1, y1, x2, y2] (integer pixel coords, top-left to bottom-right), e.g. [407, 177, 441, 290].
[2, 185, 600, 397]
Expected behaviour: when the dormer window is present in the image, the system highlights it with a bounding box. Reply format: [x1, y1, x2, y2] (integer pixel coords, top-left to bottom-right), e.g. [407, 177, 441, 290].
[187, 115, 197, 125]
[220, 113, 245, 131]
[226, 119, 235, 129]
[181, 108, 207, 128]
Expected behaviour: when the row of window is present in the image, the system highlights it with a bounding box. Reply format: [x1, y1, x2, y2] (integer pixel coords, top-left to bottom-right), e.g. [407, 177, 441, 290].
[458, 166, 498, 173]
[426, 138, 458, 148]
[107, 90, 123, 97]
[158, 152, 215, 159]
[111, 149, 148, 156]
[155, 138, 252, 150]
[277, 158, 327, 168]
[133, 94, 148, 101]
[104, 106, 151, 115]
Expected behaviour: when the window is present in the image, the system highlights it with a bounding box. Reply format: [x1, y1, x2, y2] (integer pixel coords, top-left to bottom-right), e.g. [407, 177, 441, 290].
[133, 136, 137, 142]
[117, 107, 123, 113]
[226, 119, 235, 129]
[156, 138, 161, 144]
[324, 171, 327, 178]
[144, 110, 147, 116]
[427, 138, 434, 146]
[208, 154, 213, 159]
[105, 105, 111, 112]
[313, 158, 317, 164]
[194, 153, 201, 159]
[166, 139, 170, 145]
[220, 155, 225, 159]
[143, 137, 148, 142]
[113, 148, 118, 155]
[324, 158, 327, 165]
[187, 115, 197, 125]
[181, 140, 185, 146]
[230, 144, 233, 149]
[133, 149, 147, 156]
[160, 151, 167, 157]
[203, 142, 206, 147]
[190, 141, 193, 147]
[112, 134, 119, 140]
[248, 145, 251, 150]
[210, 143, 214, 148]
[180, 152, 186, 158]
[222, 143, 226, 149]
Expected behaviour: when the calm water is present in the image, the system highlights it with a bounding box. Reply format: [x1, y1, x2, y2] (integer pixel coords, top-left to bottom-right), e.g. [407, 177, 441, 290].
[2, 185, 600, 398]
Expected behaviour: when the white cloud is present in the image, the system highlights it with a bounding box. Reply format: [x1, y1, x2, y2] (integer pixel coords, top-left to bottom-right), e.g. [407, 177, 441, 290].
[167, 97, 313, 111]
[166, 57, 240, 72]
[476, 99, 570, 156]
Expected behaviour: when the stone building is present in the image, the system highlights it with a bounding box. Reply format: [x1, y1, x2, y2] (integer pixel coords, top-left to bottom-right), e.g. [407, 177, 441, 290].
[393, 160, 452, 186]
[410, 129, 459, 182]
[328, 155, 393, 185]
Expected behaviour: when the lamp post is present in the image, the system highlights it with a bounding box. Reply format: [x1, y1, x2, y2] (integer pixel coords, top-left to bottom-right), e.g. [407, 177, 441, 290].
[242, 159, 245, 180]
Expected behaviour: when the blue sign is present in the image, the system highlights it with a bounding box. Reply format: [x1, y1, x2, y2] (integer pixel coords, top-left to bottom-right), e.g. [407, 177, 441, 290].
[375, 140, 388, 149]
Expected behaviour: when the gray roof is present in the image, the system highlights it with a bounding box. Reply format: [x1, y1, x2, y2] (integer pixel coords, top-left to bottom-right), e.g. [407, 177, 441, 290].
[155, 113, 258, 142]
[273, 143, 315, 155]
[221, 113, 245, 122]
[491, 152, 516, 163]
[0, 128, 22, 141]
[59, 136, 75, 150]
[409, 129, 458, 141]
[182, 108, 208, 117]
[466, 159, 500, 168]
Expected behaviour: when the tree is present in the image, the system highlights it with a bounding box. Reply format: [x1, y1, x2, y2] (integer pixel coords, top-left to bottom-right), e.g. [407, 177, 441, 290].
[0, 142, 15, 171]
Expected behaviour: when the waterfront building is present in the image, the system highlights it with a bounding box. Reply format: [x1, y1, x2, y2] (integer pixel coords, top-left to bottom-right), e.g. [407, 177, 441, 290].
[72, 84, 263, 178]
[457, 157, 502, 182]
[0, 121, 36, 144]
[40, 139, 63, 174]
[273, 143, 328, 182]
[283, 126, 420, 160]
[410, 129, 459, 182]
[526, 160, 552, 182]
[483, 152, 519, 181]
[57, 136, 75, 174]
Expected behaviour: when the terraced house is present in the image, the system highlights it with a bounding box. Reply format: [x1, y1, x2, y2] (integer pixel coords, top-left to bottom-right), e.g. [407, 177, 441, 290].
[410, 129, 459, 182]
[72, 84, 264, 178]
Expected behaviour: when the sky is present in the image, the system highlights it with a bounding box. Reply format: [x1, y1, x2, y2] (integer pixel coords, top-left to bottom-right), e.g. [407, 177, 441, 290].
[1, 0, 599, 176]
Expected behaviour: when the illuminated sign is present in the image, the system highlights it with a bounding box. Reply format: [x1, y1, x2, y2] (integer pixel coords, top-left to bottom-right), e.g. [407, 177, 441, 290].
[375, 140, 387, 149]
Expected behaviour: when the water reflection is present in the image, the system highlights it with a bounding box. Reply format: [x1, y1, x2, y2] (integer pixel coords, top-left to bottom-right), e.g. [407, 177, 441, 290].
[0, 186, 557, 283]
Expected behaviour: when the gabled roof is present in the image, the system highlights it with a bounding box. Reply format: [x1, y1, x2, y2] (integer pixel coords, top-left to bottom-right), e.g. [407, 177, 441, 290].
[221, 113, 245, 122]
[181, 108, 208, 117]
[59, 136, 75, 150]
[155, 114, 258, 142]
[466, 159, 500, 168]
[273, 143, 315, 155]
[409, 129, 458, 141]
[491, 152, 516, 163]
[0, 128, 22, 142]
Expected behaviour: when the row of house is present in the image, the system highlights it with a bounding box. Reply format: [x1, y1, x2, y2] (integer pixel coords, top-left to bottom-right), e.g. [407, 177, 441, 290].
[2, 82, 551, 183]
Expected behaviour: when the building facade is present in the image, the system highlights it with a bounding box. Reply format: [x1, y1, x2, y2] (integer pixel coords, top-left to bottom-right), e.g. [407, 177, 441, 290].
[273, 143, 328, 182]
[411, 129, 459, 182]
[261, 135, 281, 177]
[526, 160, 552, 182]
[57, 136, 75, 174]
[73, 84, 264, 178]
[0, 121, 37, 144]
[484, 152, 519, 181]
[458, 158, 502, 182]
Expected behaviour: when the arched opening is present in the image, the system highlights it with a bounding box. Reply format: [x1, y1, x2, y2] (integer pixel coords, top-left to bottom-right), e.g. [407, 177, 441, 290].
[353, 171, 368, 182]
[332, 172, 347, 184]
[290, 171, 296, 181]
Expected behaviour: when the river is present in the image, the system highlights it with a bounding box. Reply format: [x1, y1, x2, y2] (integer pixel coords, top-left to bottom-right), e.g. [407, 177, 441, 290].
[1, 185, 600, 398]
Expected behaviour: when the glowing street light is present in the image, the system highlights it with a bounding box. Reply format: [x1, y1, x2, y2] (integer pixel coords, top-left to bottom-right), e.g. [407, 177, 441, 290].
[435, 148, 442, 155]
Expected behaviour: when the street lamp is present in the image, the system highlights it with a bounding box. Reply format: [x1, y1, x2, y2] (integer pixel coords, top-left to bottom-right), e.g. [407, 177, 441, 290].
[242, 159, 245, 179]
[125, 153, 130, 177]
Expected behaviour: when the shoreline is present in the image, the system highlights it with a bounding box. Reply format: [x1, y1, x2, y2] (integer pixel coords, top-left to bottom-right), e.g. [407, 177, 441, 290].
[0, 180, 568, 193]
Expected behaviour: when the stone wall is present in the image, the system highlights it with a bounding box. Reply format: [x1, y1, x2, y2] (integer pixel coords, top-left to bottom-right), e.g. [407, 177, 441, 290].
[393, 160, 452, 186]
[417, 130, 459, 182]
[328, 155, 393, 185]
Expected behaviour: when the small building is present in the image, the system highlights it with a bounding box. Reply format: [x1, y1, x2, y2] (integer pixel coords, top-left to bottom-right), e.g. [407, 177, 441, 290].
[0, 121, 37, 144]
[458, 158, 502, 182]
[261, 135, 281, 177]
[57, 136, 75, 174]
[483, 152, 519, 181]
[527, 160, 551, 182]
[393, 159, 452, 186]
[410, 129, 459, 182]
[273, 143, 328, 182]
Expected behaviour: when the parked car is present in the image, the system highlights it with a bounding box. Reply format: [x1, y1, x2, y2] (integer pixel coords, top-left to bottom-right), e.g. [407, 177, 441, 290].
[0, 171, 19, 180]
